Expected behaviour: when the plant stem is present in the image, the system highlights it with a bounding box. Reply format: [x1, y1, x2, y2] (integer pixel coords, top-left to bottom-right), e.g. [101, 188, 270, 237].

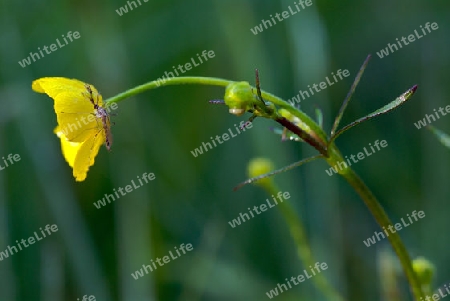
[256, 91, 328, 146]
[345, 170, 423, 300]
[262, 182, 344, 301]
[104, 77, 231, 105]
[326, 144, 424, 301]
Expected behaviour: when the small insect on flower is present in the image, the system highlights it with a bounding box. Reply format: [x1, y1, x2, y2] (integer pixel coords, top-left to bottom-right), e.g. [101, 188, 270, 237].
[32, 77, 116, 181]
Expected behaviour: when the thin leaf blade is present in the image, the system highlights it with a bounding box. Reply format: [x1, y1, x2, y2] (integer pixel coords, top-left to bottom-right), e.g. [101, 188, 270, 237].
[233, 155, 323, 191]
[331, 54, 372, 136]
[330, 85, 418, 143]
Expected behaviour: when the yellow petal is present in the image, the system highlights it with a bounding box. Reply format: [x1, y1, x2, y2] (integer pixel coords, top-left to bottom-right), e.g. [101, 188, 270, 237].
[55, 127, 105, 181]
[33, 77, 104, 142]
[32, 77, 100, 103]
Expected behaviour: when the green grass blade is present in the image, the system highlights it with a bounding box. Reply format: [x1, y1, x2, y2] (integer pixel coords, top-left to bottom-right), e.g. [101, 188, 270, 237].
[428, 125, 450, 148]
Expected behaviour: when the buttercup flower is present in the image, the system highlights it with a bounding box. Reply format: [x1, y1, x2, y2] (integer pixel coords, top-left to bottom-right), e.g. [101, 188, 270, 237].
[32, 77, 113, 181]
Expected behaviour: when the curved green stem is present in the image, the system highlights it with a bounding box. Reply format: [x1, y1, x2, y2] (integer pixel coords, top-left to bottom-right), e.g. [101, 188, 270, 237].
[104, 76, 231, 105]
[326, 143, 424, 301]
[344, 169, 423, 300]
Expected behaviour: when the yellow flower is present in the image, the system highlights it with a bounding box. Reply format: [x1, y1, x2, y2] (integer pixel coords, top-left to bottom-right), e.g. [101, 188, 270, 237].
[32, 77, 113, 181]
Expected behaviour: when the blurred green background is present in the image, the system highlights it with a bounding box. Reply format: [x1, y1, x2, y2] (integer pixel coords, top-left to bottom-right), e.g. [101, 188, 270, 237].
[0, 0, 449, 300]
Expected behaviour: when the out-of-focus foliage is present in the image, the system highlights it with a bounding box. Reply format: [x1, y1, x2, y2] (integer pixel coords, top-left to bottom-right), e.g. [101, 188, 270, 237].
[0, 1, 449, 300]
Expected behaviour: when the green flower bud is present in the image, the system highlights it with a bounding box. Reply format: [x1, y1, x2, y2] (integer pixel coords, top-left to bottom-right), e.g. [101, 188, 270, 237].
[224, 81, 254, 116]
[412, 256, 435, 288]
[247, 158, 275, 188]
